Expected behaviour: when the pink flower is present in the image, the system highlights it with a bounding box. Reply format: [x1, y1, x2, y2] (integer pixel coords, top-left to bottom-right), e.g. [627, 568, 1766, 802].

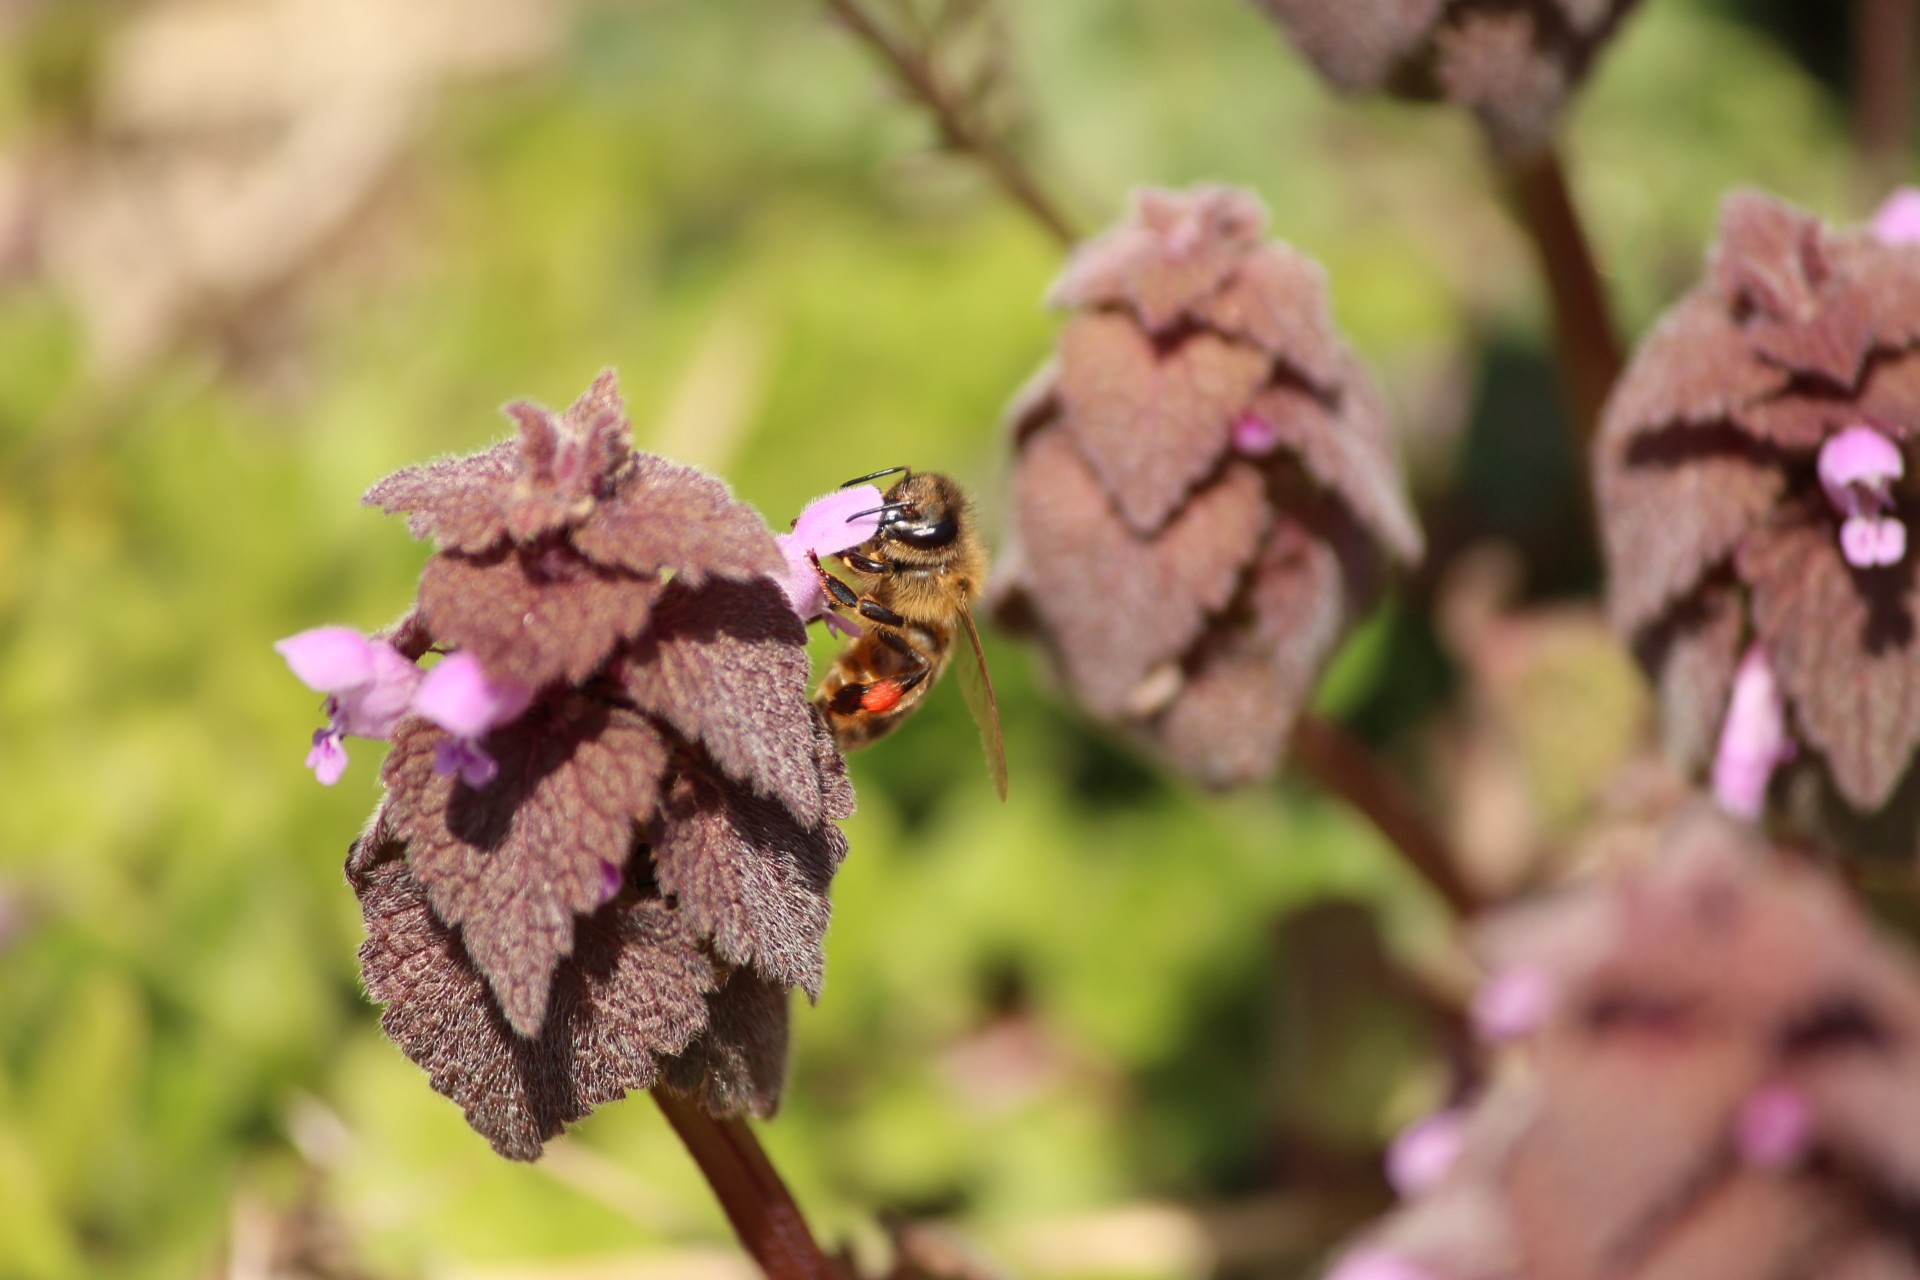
[1471, 966, 1554, 1042]
[1386, 1109, 1467, 1197]
[1323, 1248, 1440, 1280]
[1231, 411, 1282, 456]
[1711, 645, 1793, 819]
[1818, 425, 1907, 569]
[413, 652, 533, 788]
[1735, 1083, 1814, 1170]
[1873, 187, 1920, 246]
[276, 627, 425, 784]
[774, 484, 885, 638]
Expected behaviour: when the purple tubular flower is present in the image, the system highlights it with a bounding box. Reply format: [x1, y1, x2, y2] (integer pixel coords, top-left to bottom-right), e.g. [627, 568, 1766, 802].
[1470, 965, 1554, 1042]
[1735, 1083, 1814, 1170]
[1231, 411, 1283, 456]
[1322, 1248, 1441, 1280]
[276, 627, 425, 784]
[1386, 1109, 1467, 1197]
[1711, 645, 1793, 819]
[774, 484, 885, 637]
[414, 652, 534, 787]
[1873, 187, 1920, 246]
[1818, 425, 1907, 570]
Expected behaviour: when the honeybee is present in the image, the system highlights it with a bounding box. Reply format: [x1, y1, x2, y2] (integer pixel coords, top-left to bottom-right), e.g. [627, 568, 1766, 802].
[808, 467, 1009, 800]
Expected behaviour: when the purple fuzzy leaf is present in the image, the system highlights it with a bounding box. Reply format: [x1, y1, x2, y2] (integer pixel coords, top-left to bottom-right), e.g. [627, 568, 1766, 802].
[661, 965, 791, 1119]
[574, 454, 784, 584]
[1014, 428, 1271, 717]
[1598, 427, 1783, 635]
[382, 704, 671, 1036]
[1602, 291, 1789, 441]
[1055, 312, 1270, 534]
[647, 764, 845, 999]
[363, 442, 517, 554]
[1245, 370, 1423, 563]
[420, 545, 662, 690]
[1049, 186, 1267, 334]
[1642, 578, 1748, 771]
[1155, 514, 1349, 785]
[349, 817, 714, 1160]
[619, 578, 822, 826]
[1740, 514, 1920, 809]
[1195, 244, 1344, 392]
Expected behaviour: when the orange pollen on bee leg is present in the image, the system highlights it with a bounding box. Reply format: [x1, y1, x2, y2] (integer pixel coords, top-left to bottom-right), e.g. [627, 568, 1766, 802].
[859, 681, 904, 713]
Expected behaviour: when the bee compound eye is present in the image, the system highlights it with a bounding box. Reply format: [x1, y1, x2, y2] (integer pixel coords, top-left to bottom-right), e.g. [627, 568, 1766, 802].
[891, 509, 957, 549]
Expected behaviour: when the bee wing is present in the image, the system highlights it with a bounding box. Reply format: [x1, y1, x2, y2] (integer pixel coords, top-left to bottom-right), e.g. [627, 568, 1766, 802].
[956, 599, 1009, 801]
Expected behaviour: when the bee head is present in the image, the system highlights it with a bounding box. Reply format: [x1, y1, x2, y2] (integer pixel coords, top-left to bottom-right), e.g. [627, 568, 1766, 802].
[879, 472, 964, 552]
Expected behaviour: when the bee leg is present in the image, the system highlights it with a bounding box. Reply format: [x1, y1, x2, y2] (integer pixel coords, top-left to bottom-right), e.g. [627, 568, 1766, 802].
[855, 598, 907, 627]
[830, 662, 929, 715]
[807, 550, 863, 614]
[842, 551, 889, 574]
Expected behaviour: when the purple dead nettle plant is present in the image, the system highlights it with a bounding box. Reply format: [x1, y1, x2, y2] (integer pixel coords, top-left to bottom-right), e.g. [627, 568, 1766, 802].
[1595, 190, 1920, 825]
[1326, 805, 1920, 1280]
[280, 372, 876, 1159]
[1246, 0, 1643, 158]
[992, 185, 1422, 786]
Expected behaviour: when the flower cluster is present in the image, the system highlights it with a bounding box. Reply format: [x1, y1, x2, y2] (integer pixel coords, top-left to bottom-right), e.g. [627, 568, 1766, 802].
[992, 186, 1422, 787]
[1332, 805, 1920, 1280]
[1596, 190, 1920, 819]
[291, 373, 855, 1159]
[1247, 0, 1643, 158]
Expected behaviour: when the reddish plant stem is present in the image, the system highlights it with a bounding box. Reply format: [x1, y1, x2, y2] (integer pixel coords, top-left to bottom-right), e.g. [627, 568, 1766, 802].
[1501, 146, 1624, 462]
[820, 0, 1081, 247]
[653, 1089, 842, 1279]
[1856, 0, 1919, 190]
[1291, 714, 1480, 919]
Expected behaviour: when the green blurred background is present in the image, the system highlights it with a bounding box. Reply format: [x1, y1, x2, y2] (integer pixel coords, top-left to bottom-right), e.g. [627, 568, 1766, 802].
[0, 0, 1882, 1275]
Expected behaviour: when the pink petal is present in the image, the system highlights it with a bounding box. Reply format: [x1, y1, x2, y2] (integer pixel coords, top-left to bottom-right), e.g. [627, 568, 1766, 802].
[821, 609, 862, 639]
[1839, 515, 1907, 568]
[787, 484, 886, 556]
[414, 652, 532, 739]
[1735, 1084, 1813, 1169]
[275, 626, 378, 693]
[776, 537, 829, 618]
[1712, 645, 1793, 818]
[1818, 425, 1904, 501]
[331, 642, 425, 739]
[1873, 187, 1920, 245]
[1232, 412, 1282, 456]
[305, 729, 348, 785]
[1471, 966, 1554, 1042]
[433, 736, 501, 788]
[1386, 1109, 1467, 1197]
[1323, 1248, 1440, 1280]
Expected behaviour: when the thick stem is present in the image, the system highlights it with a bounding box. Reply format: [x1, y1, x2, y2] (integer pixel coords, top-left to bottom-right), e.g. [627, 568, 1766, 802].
[653, 1089, 842, 1280]
[1290, 714, 1480, 919]
[821, 0, 1081, 247]
[1856, 0, 1918, 191]
[1501, 146, 1624, 462]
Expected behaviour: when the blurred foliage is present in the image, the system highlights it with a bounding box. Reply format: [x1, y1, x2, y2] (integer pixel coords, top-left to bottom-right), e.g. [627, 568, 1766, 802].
[0, 0, 1886, 1276]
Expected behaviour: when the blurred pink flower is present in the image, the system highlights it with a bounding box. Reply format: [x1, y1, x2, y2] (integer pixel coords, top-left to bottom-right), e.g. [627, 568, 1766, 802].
[1386, 1108, 1467, 1197]
[1711, 646, 1793, 819]
[775, 484, 885, 637]
[1872, 187, 1920, 245]
[1323, 1247, 1440, 1280]
[1735, 1083, 1814, 1170]
[1818, 425, 1906, 569]
[1471, 965, 1554, 1042]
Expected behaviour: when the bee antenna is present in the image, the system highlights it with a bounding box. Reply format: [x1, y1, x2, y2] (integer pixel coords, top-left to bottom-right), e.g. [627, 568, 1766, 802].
[840, 466, 910, 488]
[846, 500, 911, 523]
